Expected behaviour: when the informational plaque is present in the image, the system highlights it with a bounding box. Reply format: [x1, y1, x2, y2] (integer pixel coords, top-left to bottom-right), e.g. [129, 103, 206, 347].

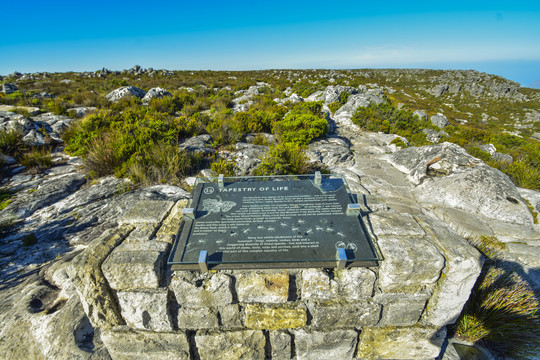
[168, 174, 381, 270]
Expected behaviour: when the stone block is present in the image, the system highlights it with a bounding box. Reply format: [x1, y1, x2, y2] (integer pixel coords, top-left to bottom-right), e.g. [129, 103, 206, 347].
[117, 289, 173, 332]
[102, 241, 169, 291]
[301, 269, 337, 301]
[236, 272, 289, 303]
[177, 306, 219, 330]
[309, 301, 380, 329]
[119, 200, 174, 225]
[170, 272, 233, 307]
[195, 330, 265, 360]
[377, 236, 445, 292]
[335, 268, 376, 300]
[101, 327, 190, 360]
[125, 223, 160, 242]
[155, 199, 189, 243]
[301, 268, 375, 302]
[357, 326, 446, 359]
[374, 293, 430, 327]
[293, 329, 358, 360]
[67, 226, 133, 328]
[245, 303, 307, 330]
[218, 304, 243, 329]
[270, 331, 292, 359]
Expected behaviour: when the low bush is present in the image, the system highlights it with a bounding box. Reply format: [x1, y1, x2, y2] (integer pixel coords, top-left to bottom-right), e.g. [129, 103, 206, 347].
[0, 128, 24, 156]
[328, 101, 342, 114]
[351, 101, 433, 146]
[454, 236, 540, 359]
[253, 143, 313, 175]
[211, 159, 236, 177]
[20, 147, 52, 171]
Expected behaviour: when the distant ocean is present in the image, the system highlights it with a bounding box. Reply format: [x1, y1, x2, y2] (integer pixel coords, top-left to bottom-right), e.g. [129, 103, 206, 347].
[444, 60, 540, 89]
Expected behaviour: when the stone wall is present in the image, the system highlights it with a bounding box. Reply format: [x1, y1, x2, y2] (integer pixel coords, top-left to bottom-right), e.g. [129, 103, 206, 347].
[67, 195, 483, 360]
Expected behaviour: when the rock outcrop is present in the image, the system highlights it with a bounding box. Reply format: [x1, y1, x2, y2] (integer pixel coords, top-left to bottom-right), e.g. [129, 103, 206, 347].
[105, 86, 146, 103]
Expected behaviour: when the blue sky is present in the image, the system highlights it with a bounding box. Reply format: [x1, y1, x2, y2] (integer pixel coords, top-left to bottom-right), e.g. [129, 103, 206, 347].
[1, 0, 540, 86]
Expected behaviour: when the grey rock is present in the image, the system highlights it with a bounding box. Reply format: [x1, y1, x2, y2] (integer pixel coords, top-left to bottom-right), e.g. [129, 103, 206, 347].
[101, 327, 190, 360]
[68, 107, 97, 118]
[492, 151, 513, 164]
[1, 153, 17, 165]
[233, 142, 269, 175]
[2, 82, 18, 94]
[32, 91, 55, 99]
[179, 134, 215, 155]
[294, 329, 358, 360]
[105, 86, 146, 102]
[417, 214, 484, 327]
[413, 110, 428, 120]
[333, 91, 385, 128]
[390, 143, 534, 226]
[0, 172, 86, 225]
[478, 143, 497, 155]
[67, 227, 134, 328]
[306, 85, 358, 104]
[195, 330, 266, 360]
[305, 136, 353, 167]
[430, 113, 449, 129]
[429, 84, 449, 97]
[244, 132, 277, 145]
[423, 128, 441, 143]
[142, 87, 172, 104]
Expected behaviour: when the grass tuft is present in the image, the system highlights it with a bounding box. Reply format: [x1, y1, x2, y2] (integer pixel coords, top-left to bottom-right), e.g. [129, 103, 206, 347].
[454, 236, 540, 359]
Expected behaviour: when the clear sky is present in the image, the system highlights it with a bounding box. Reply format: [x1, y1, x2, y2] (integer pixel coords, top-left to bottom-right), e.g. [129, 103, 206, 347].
[1, 0, 540, 86]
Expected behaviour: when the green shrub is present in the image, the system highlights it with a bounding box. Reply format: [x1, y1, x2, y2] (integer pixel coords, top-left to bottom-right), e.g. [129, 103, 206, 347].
[339, 91, 349, 104]
[328, 101, 342, 114]
[20, 147, 52, 171]
[125, 143, 204, 185]
[499, 160, 540, 191]
[253, 143, 313, 175]
[0, 188, 12, 210]
[0, 128, 24, 156]
[272, 112, 328, 146]
[211, 159, 236, 177]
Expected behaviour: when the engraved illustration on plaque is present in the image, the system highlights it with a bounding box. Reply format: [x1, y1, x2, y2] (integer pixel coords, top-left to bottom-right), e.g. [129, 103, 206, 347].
[202, 195, 237, 214]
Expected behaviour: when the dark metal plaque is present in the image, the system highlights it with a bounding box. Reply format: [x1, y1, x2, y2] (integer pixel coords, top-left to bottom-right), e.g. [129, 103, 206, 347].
[168, 174, 381, 270]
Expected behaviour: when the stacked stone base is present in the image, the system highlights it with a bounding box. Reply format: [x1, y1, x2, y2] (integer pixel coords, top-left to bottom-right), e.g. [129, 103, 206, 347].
[66, 198, 483, 360]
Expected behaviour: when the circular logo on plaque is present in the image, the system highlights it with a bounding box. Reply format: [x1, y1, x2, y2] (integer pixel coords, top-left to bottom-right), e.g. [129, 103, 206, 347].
[203, 187, 215, 194]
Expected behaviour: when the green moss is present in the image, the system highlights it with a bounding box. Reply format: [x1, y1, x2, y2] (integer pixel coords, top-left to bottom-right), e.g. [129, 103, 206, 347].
[22, 233, 38, 246]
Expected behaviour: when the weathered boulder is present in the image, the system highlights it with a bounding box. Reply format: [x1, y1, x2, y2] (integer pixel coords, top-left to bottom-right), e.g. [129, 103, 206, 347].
[244, 132, 277, 145]
[333, 90, 385, 128]
[105, 86, 146, 102]
[2, 82, 18, 94]
[306, 85, 358, 104]
[116, 289, 173, 332]
[389, 142, 534, 227]
[233, 142, 268, 175]
[178, 134, 215, 155]
[413, 109, 428, 120]
[142, 87, 172, 104]
[306, 136, 354, 167]
[430, 113, 449, 129]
